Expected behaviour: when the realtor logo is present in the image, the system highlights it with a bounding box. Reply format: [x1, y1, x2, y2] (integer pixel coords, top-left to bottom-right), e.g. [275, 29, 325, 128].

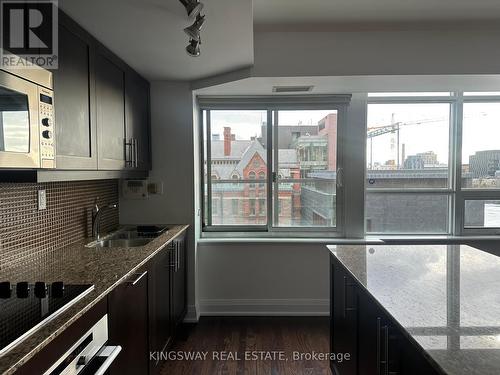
[1, 0, 58, 69]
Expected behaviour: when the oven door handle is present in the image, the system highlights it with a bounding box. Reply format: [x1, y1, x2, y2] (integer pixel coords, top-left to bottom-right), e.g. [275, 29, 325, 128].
[94, 345, 122, 375]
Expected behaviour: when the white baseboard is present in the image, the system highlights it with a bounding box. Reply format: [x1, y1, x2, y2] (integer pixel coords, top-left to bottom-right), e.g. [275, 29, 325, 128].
[199, 299, 330, 316]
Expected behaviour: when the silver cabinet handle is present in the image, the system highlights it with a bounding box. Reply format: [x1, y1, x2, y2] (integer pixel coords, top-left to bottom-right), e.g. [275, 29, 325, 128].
[377, 318, 389, 375]
[134, 138, 139, 168]
[94, 345, 122, 375]
[343, 276, 356, 318]
[127, 271, 147, 286]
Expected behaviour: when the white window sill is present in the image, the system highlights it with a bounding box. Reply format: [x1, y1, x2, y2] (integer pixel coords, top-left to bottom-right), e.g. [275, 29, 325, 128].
[197, 235, 500, 245]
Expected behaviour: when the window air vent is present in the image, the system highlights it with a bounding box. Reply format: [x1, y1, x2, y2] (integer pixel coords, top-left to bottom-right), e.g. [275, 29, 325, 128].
[272, 85, 314, 93]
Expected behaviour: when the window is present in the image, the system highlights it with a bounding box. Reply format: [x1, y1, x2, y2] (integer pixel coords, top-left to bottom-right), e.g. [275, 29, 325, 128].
[231, 199, 239, 215]
[249, 171, 256, 188]
[273, 109, 338, 228]
[258, 171, 265, 187]
[204, 109, 268, 227]
[200, 96, 349, 235]
[462, 103, 500, 189]
[366, 100, 452, 234]
[464, 200, 500, 229]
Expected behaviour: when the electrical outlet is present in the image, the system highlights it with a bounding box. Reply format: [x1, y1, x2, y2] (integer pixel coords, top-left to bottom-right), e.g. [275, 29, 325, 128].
[38, 190, 47, 210]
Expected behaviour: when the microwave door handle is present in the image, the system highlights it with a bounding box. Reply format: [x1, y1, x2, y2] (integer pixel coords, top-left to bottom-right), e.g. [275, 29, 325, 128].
[93, 345, 122, 375]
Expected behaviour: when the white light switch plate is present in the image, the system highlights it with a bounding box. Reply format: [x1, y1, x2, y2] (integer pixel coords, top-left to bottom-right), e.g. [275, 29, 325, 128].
[38, 190, 47, 210]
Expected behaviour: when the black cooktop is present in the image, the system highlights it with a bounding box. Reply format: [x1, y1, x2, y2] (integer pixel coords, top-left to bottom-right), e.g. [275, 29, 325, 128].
[0, 283, 94, 355]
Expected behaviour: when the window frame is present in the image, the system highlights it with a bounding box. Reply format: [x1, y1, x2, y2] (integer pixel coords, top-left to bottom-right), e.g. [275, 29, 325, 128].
[198, 95, 351, 237]
[366, 94, 458, 235]
[458, 92, 500, 235]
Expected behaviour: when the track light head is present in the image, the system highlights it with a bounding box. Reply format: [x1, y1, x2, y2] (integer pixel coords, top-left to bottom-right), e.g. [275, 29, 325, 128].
[179, 0, 204, 18]
[186, 39, 200, 57]
[184, 14, 205, 41]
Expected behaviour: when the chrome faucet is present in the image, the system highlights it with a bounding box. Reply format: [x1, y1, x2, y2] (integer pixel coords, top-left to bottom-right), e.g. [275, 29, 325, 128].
[92, 198, 118, 241]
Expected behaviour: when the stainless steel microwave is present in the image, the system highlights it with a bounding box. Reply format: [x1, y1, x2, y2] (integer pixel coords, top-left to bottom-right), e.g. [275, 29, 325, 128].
[0, 67, 55, 169]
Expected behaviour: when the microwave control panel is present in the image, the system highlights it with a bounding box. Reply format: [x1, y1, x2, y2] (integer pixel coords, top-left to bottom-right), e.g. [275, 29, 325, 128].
[39, 89, 55, 168]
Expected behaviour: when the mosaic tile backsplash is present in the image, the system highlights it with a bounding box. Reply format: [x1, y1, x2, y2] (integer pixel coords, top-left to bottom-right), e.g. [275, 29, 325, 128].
[0, 180, 119, 271]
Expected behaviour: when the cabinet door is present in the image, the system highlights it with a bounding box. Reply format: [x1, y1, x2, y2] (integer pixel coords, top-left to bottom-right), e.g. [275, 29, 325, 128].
[108, 271, 149, 375]
[330, 257, 358, 375]
[149, 247, 172, 374]
[400, 339, 440, 375]
[54, 19, 97, 169]
[358, 293, 401, 375]
[125, 71, 150, 170]
[96, 51, 126, 170]
[171, 236, 186, 328]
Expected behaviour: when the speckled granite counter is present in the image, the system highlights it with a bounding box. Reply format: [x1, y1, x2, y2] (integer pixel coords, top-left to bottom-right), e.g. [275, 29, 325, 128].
[328, 244, 500, 375]
[0, 224, 189, 375]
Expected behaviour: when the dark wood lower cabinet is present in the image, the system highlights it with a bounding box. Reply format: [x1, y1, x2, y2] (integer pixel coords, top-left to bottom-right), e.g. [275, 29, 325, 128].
[331, 260, 358, 375]
[330, 255, 440, 375]
[149, 245, 173, 374]
[108, 270, 149, 375]
[107, 233, 187, 375]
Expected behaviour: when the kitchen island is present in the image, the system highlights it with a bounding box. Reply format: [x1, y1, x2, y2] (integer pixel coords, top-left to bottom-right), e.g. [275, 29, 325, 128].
[328, 244, 500, 375]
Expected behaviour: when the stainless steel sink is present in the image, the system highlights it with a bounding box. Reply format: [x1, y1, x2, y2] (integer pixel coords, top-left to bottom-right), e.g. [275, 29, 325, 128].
[85, 225, 169, 248]
[93, 238, 152, 248]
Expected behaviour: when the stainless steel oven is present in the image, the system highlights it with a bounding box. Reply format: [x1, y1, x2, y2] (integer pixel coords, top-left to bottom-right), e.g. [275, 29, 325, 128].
[43, 315, 122, 375]
[0, 67, 55, 169]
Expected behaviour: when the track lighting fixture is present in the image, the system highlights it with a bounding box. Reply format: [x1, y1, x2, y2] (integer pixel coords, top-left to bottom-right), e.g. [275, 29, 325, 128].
[186, 39, 201, 57]
[178, 0, 204, 18]
[184, 14, 205, 41]
[179, 0, 206, 57]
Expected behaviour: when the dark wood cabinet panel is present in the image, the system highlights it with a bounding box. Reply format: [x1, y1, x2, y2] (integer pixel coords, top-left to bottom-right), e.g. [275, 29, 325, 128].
[95, 50, 126, 170]
[53, 17, 97, 169]
[125, 71, 150, 171]
[108, 270, 149, 375]
[330, 254, 439, 375]
[149, 247, 173, 375]
[330, 259, 357, 375]
[171, 235, 187, 328]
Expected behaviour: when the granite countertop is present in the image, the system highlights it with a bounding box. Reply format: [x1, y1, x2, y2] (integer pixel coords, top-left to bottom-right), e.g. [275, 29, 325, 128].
[328, 244, 500, 375]
[0, 224, 189, 375]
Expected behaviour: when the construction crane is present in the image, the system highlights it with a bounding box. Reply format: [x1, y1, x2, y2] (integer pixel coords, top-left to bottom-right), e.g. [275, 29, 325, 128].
[367, 116, 445, 169]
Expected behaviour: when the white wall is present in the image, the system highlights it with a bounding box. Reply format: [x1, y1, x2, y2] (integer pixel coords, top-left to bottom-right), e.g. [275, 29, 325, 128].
[119, 81, 198, 320]
[123, 26, 500, 319]
[197, 242, 330, 315]
[253, 28, 500, 77]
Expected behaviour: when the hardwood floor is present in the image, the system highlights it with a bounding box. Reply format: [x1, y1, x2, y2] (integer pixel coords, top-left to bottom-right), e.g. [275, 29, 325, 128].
[160, 317, 332, 375]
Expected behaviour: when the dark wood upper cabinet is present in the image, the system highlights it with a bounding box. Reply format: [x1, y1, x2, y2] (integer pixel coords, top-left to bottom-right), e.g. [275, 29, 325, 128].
[53, 16, 97, 169]
[108, 270, 149, 375]
[125, 71, 151, 171]
[95, 50, 126, 170]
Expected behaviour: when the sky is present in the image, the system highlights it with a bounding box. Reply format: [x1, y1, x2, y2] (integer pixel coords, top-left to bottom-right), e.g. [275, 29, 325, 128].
[209, 109, 336, 141]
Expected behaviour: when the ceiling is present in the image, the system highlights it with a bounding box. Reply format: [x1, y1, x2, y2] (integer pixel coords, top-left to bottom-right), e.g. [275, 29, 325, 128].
[195, 75, 500, 96]
[254, 0, 500, 29]
[58, 0, 500, 82]
[59, 0, 253, 81]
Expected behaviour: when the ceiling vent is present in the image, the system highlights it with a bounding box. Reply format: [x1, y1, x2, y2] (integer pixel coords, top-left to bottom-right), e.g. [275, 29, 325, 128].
[272, 85, 314, 93]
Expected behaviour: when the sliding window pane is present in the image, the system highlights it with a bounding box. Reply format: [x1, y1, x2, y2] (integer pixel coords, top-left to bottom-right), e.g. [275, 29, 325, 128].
[365, 193, 449, 233]
[273, 110, 337, 227]
[211, 182, 267, 225]
[464, 200, 500, 228]
[206, 110, 267, 226]
[462, 103, 500, 189]
[367, 103, 450, 188]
